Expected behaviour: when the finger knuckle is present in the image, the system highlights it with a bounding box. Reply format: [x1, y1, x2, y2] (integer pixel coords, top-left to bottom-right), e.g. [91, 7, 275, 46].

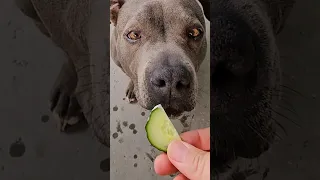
[191, 152, 206, 177]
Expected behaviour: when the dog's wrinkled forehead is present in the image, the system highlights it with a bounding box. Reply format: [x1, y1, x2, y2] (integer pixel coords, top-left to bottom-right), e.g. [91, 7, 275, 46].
[116, 0, 206, 32]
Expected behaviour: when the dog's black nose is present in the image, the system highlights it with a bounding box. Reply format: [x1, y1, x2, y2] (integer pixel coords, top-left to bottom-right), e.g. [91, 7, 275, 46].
[150, 64, 192, 95]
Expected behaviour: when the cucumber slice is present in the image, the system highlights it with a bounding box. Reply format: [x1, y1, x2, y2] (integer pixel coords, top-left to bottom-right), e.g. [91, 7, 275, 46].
[145, 104, 181, 152]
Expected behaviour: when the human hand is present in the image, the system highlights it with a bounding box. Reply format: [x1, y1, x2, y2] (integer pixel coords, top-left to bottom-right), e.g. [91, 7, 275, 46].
[154, 127, 210, 180]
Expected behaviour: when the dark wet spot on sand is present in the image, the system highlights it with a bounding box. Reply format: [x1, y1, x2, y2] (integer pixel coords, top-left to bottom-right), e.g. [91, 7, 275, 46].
[145, 153, 154, 162]
[141, 112, 145, 116]
[100, 158, 110, 172]
[134, 154, 137, 159]
[117, 122, 123, 133]
[123, 98, 126, 100]
[129, 123, 135, 130]
[113, 106, 118, 111]
[133, 129, 138, 134]
[122, 121, 128, 127]
[112, 132, 118, 139]
[13, 59, 28, 67]
[9, 138, 26, 157]
[118, 138, 124, 143]
[134, 163, 138, 167]
[41, 115, 49, 123]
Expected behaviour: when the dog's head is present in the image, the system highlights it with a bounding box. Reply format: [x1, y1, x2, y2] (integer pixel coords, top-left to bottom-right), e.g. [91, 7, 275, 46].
[210, 0, 285, 170]
[110, 0, 208, 116]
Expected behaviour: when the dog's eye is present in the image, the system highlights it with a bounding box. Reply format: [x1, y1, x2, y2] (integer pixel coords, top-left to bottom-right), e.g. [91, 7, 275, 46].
[126, 31, 141, 41]
[188, 28, 203, 39]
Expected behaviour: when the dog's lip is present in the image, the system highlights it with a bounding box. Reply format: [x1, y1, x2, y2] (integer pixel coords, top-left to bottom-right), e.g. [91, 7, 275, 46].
[163, 107, 186, 117]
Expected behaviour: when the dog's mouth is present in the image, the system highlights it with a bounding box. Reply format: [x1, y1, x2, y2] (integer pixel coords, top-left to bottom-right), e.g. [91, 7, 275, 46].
[162, 102, 195, 117]
[164, 107, 184, 117]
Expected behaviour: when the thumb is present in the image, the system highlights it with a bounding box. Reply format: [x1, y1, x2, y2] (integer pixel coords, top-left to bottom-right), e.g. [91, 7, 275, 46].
[167, 140, 210, 180]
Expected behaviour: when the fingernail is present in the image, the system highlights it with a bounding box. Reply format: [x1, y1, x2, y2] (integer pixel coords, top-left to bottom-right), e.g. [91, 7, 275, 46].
[167, 140, 188, 162]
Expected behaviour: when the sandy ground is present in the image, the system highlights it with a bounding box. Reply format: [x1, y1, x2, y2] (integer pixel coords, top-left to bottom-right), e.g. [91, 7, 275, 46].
[0, 0, 319, 180]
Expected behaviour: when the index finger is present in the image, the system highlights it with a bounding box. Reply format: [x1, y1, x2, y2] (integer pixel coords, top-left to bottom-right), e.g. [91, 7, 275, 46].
[180, 127, 210, 151]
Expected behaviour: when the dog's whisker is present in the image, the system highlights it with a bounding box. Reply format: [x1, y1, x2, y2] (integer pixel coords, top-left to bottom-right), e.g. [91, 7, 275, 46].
[198, 88, 209, 95]
[271, 108, 301, 128]
[271, 117, 288, 135]
[279, 84, 305, 97]
[276, 104, 301, 120]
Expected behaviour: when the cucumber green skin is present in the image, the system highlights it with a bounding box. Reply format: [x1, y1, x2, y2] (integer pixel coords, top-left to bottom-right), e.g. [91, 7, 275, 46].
[145, 109, 168, 152]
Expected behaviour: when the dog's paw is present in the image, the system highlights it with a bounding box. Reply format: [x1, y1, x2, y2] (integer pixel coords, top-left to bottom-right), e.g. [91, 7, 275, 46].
[126, 81, 137, 103]
[49, 63, 88, 133]
[50, 89, 87, 132]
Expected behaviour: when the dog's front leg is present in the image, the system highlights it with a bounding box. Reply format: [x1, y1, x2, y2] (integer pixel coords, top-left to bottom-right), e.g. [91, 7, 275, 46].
[49, 58, 89, 132]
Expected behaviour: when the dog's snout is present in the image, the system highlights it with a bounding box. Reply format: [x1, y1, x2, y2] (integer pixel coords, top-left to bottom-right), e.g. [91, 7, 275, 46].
[150, 65, 191, 93]
[144, 52, 196, 114]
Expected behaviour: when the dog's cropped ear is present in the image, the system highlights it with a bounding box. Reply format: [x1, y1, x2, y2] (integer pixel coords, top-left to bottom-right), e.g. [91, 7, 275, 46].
[110, 0, 125, 25]
[198, 0, 210, 21]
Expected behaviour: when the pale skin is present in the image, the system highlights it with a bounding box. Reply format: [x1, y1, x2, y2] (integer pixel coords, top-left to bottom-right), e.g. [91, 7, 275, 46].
[154, 128, 210, 180]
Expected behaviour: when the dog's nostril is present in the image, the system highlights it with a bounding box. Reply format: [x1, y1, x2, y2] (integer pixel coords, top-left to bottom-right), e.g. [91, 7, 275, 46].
[152, 78, 166, 88]
[158, 80, 166, 87]
[176, 80, 190, 90]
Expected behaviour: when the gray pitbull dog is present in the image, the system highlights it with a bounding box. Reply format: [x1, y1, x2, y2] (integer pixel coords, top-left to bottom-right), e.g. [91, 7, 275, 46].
[110, 0, 208, 115]
[15, 0, 295, 179]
